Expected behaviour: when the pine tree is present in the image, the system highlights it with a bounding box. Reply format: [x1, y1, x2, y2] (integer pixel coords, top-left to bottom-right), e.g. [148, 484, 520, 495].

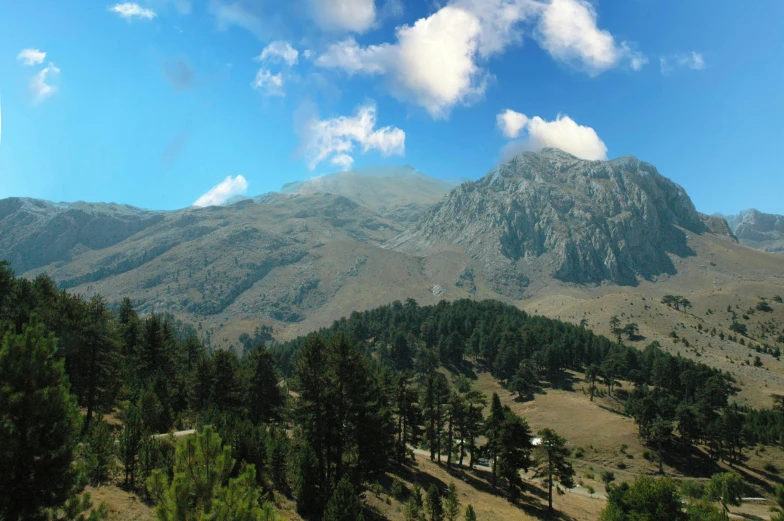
[463, 505, 476, 521]
[146, 426, 271, 521]
[246, 346, 284, 423]
[444, 482, 460, 521]
[425, 485, 444, 521]
[497, 408, 533, 498]
[75, 296, 121, 432]
[485, 393, 505, 484]
[534, 428, 575, 514]
[118, 405, 143, 489]
[295, 440, 325, 520]
[82, 417, 116, 485]
[323, 478, 364, 521]
[0, 323, 81, 521]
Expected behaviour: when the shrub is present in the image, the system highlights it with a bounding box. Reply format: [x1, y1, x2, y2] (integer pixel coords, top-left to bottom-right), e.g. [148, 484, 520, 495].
[573, 447, 585, 459]
[757, 301, 774, 313]
[617, 462, 627, 470]
[764, 462, 779, 474]
[601, 471, 616, 484]
[681, 480, 705, 500]
[391, 478, 406, 499]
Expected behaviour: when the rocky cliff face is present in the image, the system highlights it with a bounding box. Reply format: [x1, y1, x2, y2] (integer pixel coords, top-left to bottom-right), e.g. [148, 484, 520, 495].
[392, 149, 725, 293]
[722, 209, 784, 253]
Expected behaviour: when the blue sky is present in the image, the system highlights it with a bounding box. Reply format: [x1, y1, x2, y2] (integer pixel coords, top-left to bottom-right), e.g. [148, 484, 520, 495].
[0, 0, 782, 214]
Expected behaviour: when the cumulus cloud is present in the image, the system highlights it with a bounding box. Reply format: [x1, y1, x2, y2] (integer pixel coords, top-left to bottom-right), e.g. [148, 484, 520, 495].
[17, 48, 47, 66]
[193, 175, 248, 207]
[256, 41, 299, 66]
[316, 0, 644, 117]
[109, 2, 157, 20]
[496, 109, 529, 138]
[310, 0, 376, 33]
[660, 51, 705, 75]
[534, 0, 645, 75]
[303, 102, 405, 169]
[317, 6, 489, 118]
[498, 111, 607, 160]
[251, 69, 285, 96]
[31, 63, 61, 103]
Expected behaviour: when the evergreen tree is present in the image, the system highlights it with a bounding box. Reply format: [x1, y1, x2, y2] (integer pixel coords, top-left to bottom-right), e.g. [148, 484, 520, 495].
[463, 505, 476, 521]
[484, 393, 505, 484]
[146, 426, 271, 521]
[394, 373, 421, 463]
[118, 405, 143, 489]
[425, 486, 444, 521]
[294, 441, 325, 520]
[0, 323, 81, 521]
[82, 417, 116, 485]
[267, 428, 289, 491]
[246, 347, 284, 424]
[73, 296, 120, 433]
[534, 428, 575, 514]
[444, 483, 460, 521]
[323, 478, 364, 521]
[497, 408, 533, 498]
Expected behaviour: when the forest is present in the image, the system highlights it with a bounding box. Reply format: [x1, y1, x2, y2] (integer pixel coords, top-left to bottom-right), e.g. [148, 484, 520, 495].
[2, 260, 784, 521]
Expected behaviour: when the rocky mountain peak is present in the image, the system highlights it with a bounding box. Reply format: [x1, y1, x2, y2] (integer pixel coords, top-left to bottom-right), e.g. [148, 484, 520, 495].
[392, 149, 727, 295]
[721, 209, 784, 253]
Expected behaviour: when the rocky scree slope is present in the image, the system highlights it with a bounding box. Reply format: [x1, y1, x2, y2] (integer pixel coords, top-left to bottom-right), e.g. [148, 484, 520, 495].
[392, 149, 732, 295]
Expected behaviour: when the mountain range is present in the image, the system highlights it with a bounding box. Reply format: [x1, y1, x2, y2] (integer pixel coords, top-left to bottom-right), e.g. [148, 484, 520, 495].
[2, 149, 784, 405]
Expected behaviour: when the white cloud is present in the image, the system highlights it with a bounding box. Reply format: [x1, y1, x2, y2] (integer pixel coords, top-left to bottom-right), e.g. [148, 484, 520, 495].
[256, 41, 299, 66]
[209, 0, 265, 38]
[17, 48, 47, 66]
[496, 109, 529, 138]
[535, 0, 644, 75]
[251, 69, 285, 96]
[193, 175, 248, 207]
[310, 0, 376, 33]
[661, 51, 705, 75]
[31, 63, 61, 103]
[331, 154, 355, 169]
[499, 112, 607, 160]
[317, 0, 643, 117]
[303, 102, 405, 169]
[317, 6, 488, 118]
[451, 0, 539, 58]
[109, 2, 157, 20]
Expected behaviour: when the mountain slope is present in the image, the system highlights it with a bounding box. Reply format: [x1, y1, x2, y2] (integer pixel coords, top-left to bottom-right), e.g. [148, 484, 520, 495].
[392, 148, 734, 295]
[722, 209, 784, 253]
[0, 198, 164, 273]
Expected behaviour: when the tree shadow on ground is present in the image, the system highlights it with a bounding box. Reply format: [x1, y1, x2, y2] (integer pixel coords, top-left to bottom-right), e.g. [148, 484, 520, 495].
[394, 459, 576, 521]
[661, 444, 724, 478]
